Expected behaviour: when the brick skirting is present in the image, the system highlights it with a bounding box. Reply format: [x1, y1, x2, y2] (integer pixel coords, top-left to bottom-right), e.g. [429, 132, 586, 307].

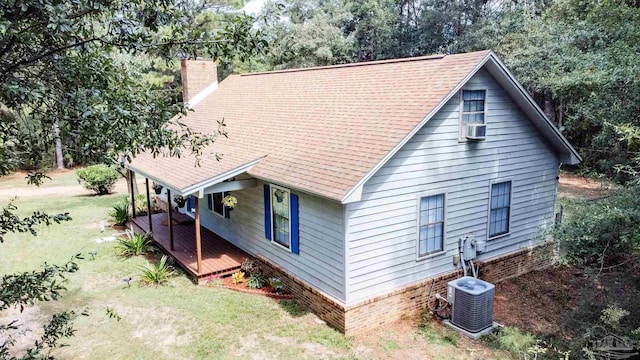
[257, 242, 556, 336]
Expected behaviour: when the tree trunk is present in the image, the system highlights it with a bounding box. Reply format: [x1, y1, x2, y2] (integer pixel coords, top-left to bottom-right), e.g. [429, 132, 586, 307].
[543, 90, 556, 125]
[53, 120, 64, 169]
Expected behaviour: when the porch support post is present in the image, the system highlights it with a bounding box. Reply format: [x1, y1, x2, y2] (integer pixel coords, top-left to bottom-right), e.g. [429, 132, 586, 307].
[129, 170, 136, 218]
[145, 178, 153, 233]
[195, 197, 202, 274]
[167, 189, 174, 251]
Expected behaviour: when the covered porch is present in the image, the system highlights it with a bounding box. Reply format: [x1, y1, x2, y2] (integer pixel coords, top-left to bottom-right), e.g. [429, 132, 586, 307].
[131, 212, 250, 281]
[124, 156, 261, 282]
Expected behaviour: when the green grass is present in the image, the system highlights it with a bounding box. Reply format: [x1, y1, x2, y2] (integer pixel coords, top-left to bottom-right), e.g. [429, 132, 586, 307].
[0, 177, 357, 360]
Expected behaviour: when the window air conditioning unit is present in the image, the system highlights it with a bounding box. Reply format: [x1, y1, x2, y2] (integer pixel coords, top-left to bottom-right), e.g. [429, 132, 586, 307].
[447, 277, 495, 333]
[465, 124, 487, 141]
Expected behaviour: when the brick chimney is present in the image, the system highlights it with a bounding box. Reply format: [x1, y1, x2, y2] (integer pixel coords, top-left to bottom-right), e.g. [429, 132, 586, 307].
[180, 59, 218, 103]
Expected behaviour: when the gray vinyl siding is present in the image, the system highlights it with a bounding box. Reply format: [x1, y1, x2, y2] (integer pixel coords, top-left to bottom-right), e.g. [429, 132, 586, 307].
[345, 68, 560, 303]
[198, 176, 346, 302]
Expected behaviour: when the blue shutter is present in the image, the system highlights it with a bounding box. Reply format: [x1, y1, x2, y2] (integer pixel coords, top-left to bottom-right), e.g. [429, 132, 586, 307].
[187, 195, 194, 212]
[290, 193, 299, 255]
[263, 185, 271, 240]
[224, 191, 230, 219]
[207, 194, 213, 211]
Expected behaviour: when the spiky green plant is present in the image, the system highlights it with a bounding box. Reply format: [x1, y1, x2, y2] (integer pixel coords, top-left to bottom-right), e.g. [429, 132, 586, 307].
[139, 255, 175, 287]
[246, 274, 268, 289]
[115, 230, 154, 257]
[231, 271, 245, 285]
[134, 194, 147, 215]
[108, 200, 130, 226]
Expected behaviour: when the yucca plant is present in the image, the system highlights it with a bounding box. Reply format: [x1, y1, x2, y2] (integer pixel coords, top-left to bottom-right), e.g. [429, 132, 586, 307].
[109, 200, 130, 226]
[231, 271, 245, 285]
[135, 194, 147, 215]
[139, 255, 175, 287]
[115, 230, 154, 257]
[246, 274, 268, 289]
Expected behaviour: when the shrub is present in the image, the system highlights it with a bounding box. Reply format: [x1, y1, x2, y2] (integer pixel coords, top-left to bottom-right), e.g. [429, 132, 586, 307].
[115, 230, 153, 257]
[268, 277, 284, 294]
[496, 327, 537, 356]
[240, 258, 262, 276]
[75, 164, 120, 195]
[139, 255, 174, 286]
[109, 199, 130, 226]
[600, 304, 630, 330]
[246, 274, 268, 289]
[553, 186, 640, 266]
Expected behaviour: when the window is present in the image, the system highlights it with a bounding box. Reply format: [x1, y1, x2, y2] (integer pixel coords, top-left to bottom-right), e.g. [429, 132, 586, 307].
[460, 90, 486, 138]
[418, 194, 445, 257]
[211, 192, 225, 217]
[271, 186, 290, 249]
[489, 181, 511, 238]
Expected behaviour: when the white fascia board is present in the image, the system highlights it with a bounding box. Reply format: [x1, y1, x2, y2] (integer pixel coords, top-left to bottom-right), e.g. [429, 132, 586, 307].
[202, 179, 257, 194]
[180, 157, 265, 197]
[127, 157, 264, 197]
[340, 53, 493, 204]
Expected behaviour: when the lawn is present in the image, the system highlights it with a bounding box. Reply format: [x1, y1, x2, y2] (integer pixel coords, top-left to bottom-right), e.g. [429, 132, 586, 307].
[0, 170, 508, 359]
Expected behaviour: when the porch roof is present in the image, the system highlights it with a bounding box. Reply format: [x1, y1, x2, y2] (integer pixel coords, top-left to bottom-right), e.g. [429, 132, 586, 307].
[127, 145, 265, 196]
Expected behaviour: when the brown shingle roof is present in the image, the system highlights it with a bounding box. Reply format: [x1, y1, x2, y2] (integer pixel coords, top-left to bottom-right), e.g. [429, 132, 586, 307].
[129, 50, 491, 201]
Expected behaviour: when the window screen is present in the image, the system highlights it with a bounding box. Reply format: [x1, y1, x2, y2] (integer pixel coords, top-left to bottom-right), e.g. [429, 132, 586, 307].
[489, 181, 511, 237]
[418, 194, 445, 257]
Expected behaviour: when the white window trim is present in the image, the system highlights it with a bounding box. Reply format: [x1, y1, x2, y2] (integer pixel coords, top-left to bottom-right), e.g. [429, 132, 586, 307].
[416, 191, 448, 261]
[270, 183, 292, 253]
[210, 193, 227, 219]
[487, 178, 513, 240]
[459, 88, 488, 142]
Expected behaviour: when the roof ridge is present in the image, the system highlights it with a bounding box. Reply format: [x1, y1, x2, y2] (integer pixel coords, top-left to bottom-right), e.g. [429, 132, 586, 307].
[240, 54, 447, 76]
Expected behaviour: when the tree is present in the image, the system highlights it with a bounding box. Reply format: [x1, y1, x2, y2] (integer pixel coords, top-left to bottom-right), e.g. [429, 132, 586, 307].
[0, 0, 268, 357]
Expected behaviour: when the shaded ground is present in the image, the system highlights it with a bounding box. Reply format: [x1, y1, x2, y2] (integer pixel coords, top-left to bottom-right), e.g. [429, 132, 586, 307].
[493, 261, 640, 354]
[557, 171, 615, 200]
[0, 169, 144, 198]
[493, 173, 638, 356]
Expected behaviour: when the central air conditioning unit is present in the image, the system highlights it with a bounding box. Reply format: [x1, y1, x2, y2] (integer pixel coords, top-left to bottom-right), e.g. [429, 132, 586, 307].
[447, 277, 495, 333]
[465, 124, 487, 141]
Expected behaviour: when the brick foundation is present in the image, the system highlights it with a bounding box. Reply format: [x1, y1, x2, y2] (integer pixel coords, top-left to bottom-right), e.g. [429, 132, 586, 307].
[257, 242, 556, 336]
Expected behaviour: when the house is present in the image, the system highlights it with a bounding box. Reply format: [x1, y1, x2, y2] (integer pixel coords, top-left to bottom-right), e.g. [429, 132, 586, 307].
[126, 50, 581, 335]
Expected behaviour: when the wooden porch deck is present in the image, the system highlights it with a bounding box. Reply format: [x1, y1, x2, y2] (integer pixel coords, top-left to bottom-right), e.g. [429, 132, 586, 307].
[131, 213, 249, 281]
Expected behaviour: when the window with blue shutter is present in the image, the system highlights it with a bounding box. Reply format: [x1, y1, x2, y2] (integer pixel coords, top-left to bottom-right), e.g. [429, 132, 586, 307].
[265, 184, 299, 254]
[207, 194, 213, 211]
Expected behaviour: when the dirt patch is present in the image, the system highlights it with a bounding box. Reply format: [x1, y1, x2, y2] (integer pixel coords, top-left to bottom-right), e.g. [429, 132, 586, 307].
[558, 172, 615, 200]
[114, 304, 192, 354]
[352, 318, 503, 360]
[0, 306, 47, 356]
[493, 266, 587, 337]
[493, 261, 640, 353]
